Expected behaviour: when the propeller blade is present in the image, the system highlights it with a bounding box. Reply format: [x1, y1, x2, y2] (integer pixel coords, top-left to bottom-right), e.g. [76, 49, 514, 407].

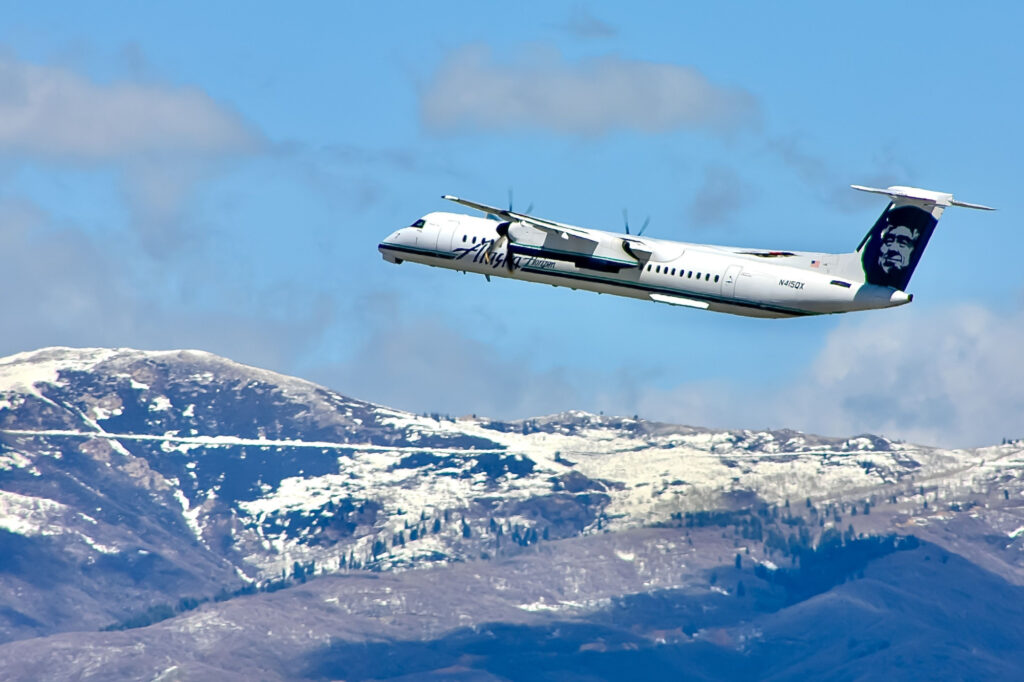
[623, 209, 650, 236]
[482, 234, 505, 264]
[483, 221, 513, 266]
[508, 188, 534, 215]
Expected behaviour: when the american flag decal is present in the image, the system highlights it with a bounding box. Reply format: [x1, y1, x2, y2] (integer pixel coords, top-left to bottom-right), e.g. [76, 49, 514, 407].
[810, 259, 820, 268]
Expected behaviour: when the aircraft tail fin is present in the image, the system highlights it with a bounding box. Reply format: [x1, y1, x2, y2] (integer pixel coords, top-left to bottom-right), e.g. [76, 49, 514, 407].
[845, 185, 993, 290]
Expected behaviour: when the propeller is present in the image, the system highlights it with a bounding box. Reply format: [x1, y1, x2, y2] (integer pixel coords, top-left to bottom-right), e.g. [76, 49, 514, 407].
[483, 189, 533, 269]
[622, 209, 650, 236]
[482, 221, 513, 268]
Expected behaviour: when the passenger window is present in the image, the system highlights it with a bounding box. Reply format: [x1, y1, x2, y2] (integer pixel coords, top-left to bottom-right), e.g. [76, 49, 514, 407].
[705, 273, 710, 281]
[714, 275, 720, 283]
[656, 266, 661, 273]
[687, 271, 692, 278]
[472, 236, 477, 244]
[697, 273, 701, 280]
[671, 268, 676, 275]
[462, 235, 467, 242]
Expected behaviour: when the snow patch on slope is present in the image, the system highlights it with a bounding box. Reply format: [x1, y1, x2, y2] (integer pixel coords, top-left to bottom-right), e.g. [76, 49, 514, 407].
[0, 490, 69, 536]
[0, 347, 121, 396]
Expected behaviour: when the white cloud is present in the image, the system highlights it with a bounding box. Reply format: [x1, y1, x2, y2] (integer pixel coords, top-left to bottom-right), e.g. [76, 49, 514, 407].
[0, 56, 259, 160]
[791, 305, 1024, 446]
[313, 299, 1024, 448]
[621, 305, 1024, 448]
[0, 54, 264, 256]
[0, 199, 334, 375]
[421, 45, 759, 136]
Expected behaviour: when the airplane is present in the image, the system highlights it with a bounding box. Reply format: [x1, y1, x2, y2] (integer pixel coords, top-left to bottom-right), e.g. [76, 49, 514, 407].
[378, 185, 993, 318]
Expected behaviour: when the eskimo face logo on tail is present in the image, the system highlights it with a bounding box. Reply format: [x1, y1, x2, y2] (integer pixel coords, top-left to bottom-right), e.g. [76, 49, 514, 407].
[879, 224, 918, 274]
[861, 205, 937, 290]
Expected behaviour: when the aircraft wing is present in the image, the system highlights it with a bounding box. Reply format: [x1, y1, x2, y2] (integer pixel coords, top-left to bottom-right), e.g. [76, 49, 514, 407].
[442, 195, 597, 242]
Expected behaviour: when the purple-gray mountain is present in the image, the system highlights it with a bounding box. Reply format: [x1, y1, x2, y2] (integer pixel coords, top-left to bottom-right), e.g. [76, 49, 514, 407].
[1, 347, 1022, 680]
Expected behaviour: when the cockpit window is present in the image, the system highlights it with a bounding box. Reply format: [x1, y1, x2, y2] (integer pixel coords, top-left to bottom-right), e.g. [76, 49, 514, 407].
[411, 219, 425, 228]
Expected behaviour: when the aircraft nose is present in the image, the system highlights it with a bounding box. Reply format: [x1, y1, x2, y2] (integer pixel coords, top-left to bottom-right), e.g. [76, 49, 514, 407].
[378, 228, 410, 263]
[380, 227, 409, 246]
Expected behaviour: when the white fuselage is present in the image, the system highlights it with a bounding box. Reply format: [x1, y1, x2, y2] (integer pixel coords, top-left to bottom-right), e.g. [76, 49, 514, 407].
[379, 212, 911, 318]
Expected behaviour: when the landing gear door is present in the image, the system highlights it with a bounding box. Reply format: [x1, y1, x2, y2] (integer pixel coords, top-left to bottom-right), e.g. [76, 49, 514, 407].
[722, 265, 742, 298]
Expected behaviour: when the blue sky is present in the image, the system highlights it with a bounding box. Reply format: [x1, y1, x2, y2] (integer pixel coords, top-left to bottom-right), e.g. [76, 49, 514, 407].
[1, 2, 1022, 447]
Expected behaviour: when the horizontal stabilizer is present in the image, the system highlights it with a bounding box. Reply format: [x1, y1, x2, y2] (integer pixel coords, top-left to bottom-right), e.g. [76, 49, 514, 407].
[850, 185, 995, 211]
[949, 198, 997, 211]
[650, 293, 709, 309]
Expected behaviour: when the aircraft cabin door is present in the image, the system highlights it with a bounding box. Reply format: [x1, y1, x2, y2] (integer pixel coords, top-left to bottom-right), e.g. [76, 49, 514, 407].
[436, 220, 455, 254]
[722, 265, 742, 298]
[421, 220, 454, 255]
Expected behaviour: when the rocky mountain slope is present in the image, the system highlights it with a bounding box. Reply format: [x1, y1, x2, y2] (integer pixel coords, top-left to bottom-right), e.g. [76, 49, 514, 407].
[1, 347, 1023, 679]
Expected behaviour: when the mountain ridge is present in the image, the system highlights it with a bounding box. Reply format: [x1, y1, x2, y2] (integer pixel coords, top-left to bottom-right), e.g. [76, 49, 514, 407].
[1, 346, 1023, 679]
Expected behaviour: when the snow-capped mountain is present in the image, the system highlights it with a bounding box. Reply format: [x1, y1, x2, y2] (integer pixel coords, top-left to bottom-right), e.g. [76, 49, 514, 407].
[1, 347, 1023, 679]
